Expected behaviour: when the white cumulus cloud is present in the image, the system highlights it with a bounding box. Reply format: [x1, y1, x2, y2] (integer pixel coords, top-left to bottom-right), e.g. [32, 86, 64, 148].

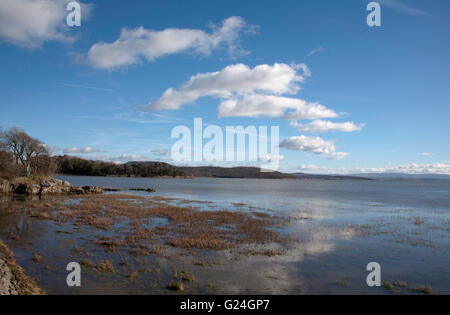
[147, 63, 312, 111]
[290, 120, 364, 133]
[280, 135, 348, 160]
[218, 95, 337, 119]
[87, 16, 254, 70]
[0, 0, 91, 48]
[146, 61, 362, 159]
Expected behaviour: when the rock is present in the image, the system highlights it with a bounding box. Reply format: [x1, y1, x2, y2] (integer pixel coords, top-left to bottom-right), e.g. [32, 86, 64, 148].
[52, 179, 63, 186]
[0, 258, 18, 295]
[69, 186, 103, 195]
[130, 187, 156, 193]
[13, 183, 41, 195]
[70, 186, 85, 195]
[1, 178, 103, 196]
[40, 185, 69, 195]
[62, 181, 71, 187]
[39, 179, 72, 195]
[0, 180, 10, 194]
[39, 180, 52, 188]
[0, 240, 44, 295]
[82, 186, 103, 194]
[103, 187, 121, 192]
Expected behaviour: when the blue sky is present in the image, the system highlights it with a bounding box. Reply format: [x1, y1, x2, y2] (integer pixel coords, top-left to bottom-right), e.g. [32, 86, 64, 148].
[0, 0, 449, 174]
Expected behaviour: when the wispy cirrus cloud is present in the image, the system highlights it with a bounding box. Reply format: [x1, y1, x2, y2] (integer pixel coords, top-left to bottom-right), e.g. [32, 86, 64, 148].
[376, 0, 428, 16]
[290, 120, 365, 133]
[110, 154, 148, 163]
[86, 16, 255, 70]
[63, 146, 103, 154]
[152, 149, 171, 157]
[55, 82, 115, 93]
[307, 47, 325, 56]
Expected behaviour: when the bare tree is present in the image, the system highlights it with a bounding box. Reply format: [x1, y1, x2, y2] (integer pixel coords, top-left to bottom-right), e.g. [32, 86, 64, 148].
[0, 127, 49, 176]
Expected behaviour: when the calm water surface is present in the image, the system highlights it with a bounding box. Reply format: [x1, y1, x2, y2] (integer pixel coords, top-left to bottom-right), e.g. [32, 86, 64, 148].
[0, 176, 448, 294]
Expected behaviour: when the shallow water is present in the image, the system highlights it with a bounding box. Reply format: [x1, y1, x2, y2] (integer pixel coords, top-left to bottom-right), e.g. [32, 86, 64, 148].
[0, 176, 449, 294]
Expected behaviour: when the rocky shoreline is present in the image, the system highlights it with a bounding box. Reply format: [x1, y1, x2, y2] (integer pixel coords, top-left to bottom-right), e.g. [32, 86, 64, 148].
[0, 239, 43, 295]
[0, 177, 104, 294]
[0, 178, 103, 196]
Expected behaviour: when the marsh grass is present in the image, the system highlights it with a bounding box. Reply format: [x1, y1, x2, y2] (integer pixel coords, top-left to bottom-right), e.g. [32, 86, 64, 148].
[383, 281, 433, 295]
[7, 194, 288, 260]
[95, 260, 115, 273]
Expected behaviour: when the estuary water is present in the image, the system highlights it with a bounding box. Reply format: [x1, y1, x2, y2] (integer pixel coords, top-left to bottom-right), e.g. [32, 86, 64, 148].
[0, 176, 448, 294]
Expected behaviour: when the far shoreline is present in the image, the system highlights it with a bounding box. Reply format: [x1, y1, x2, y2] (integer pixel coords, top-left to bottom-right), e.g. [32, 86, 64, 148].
[54, 173, 373, 181]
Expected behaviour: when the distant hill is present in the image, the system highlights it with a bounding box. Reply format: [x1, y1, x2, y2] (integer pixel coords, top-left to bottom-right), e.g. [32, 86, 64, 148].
[291, 172, 371, 180]
[54, 155, 371, 180]
[179, 167, 370, 180]
[352, 173, 450, 180]
[179, 166, 298, 179]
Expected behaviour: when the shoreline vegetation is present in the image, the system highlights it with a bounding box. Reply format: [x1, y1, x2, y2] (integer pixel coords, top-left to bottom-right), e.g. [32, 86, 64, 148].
[2, 193, 288, 295]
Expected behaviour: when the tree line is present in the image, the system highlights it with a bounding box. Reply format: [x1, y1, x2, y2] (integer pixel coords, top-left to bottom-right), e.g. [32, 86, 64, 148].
[55, 156, 187, 177]
[0, 126, 187, 179]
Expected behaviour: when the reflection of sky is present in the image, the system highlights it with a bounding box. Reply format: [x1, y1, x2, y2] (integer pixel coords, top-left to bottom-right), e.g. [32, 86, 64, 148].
[56, 176, 450, 215]
[5, 176, 447, 294]
[209, 224, 359, 294]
